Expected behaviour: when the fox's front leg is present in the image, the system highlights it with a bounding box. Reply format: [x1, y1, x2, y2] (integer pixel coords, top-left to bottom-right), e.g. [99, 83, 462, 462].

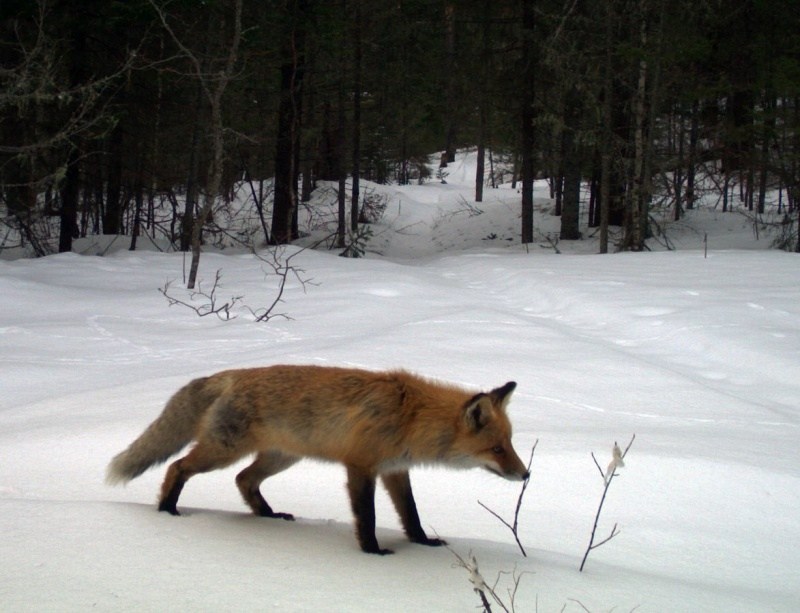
[382, 471, 446, 547]
[346, 466, 392, 555]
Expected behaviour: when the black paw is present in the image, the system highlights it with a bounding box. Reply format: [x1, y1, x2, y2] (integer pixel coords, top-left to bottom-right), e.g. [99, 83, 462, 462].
[413, 536, 447, 547]
[158, 503, 180, 516]
[256, 507, 295, 521]
[361, 542, 395, 555]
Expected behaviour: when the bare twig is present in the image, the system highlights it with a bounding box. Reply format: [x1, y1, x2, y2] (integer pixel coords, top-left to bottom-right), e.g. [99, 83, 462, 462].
[159, 243, 320, 324]
[542, 233, 562, 254]
[495, 566, 532, 613]
[579, 434, 635, 572]
[159, 269, 243, 321]
[478, 441, 538, 557]
[248, 245, 318, 322]
[566, 598, 593, 613]
[446, 545, 509, 613]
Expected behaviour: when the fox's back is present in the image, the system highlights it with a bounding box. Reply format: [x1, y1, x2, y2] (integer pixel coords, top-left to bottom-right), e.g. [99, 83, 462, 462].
[202, 365, 470, 466]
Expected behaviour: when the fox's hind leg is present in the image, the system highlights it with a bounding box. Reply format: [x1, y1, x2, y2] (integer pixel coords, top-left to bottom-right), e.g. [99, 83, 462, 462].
[381, 471, 446, 547]
[158, 441, 245, 515]
[236, 451, 298, 520]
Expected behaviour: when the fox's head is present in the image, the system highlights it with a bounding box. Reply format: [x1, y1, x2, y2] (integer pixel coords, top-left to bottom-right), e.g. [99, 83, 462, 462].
[452, 381, 530, 481]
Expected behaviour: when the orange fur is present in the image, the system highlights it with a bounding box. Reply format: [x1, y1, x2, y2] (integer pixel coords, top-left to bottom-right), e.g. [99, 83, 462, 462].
[107, 365, 529, 554]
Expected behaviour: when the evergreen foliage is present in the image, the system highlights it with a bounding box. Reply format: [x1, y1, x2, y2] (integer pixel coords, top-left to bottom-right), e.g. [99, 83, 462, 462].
[2, 0, 799, 253]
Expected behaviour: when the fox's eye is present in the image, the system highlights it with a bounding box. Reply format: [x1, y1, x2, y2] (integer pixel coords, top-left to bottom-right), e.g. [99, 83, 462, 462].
[491, 445, 505, 455]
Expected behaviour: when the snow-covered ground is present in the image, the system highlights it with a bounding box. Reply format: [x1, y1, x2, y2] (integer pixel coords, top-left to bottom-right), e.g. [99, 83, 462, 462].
[1, 151, 798, 611]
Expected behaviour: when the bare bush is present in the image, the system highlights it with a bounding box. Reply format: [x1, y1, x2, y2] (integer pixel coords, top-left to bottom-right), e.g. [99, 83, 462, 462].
[159, 269, 242, 321]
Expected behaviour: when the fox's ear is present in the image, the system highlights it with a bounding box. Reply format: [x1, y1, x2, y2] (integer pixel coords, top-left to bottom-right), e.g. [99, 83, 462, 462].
[490, 381, 517, 410]
[464, 394, 495, 432]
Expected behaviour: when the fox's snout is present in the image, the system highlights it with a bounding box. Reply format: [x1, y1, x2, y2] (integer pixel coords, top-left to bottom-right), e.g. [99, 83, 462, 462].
[483, 463, 529, 481]
[482, 445, 530, 481]
[501, 462, 530, 481]
[513, 468, 531, 481]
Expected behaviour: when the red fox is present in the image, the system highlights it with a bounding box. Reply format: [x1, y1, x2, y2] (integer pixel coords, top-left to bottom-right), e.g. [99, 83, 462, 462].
[107, 365, 529, 554]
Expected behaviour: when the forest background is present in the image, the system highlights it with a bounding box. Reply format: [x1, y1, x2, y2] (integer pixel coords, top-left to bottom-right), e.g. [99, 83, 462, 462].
[2, 0, 799, 261]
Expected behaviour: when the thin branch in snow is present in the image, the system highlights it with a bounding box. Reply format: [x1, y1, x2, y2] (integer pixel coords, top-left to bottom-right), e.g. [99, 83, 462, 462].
[159, 269, 243, 320]
[248, 245, 318, 322]
[446, 544, 510, 613]
[579, 434, 635, 572]
[478, 440, 538, 557]
[566, 599, 593, 613]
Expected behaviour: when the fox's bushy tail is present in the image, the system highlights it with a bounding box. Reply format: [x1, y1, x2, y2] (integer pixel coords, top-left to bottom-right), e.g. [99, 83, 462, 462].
[106, 377, 212, 485]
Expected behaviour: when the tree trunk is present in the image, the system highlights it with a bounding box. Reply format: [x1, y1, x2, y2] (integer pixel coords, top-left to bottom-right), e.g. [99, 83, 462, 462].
[626, 6, 648, 251]
[560, 172, 580, 239]
[757, 94, 775, 215]
[59, 150, 80, 253]
[272, 62, 298, 244]
[476, 143, 485, 203]
[443, 1, 457, 165]
[181, 83, 203, 252]
[475, 0, 490, 203]
[722, 172, 730, 212]
[59, 8, 89, 254]
[588, 168, 599, 228]
[554, 172, 563, 216]
[560, 87, 581, 240]
[599, 1, 614, 253]
[271, 1, 305, 245]
[336, 3, 347, 249]
[673, 108, 684, 221]
[686, 99, 699, 210]
[300, 77, 315, 203]
[129, 163, 144, 251]
[520, 0, 535, 245]
[350, 0, 362, 232]
[104, 123, 124, 235]
[488, 148, 496, 188]
[639, 1, 664, 242]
